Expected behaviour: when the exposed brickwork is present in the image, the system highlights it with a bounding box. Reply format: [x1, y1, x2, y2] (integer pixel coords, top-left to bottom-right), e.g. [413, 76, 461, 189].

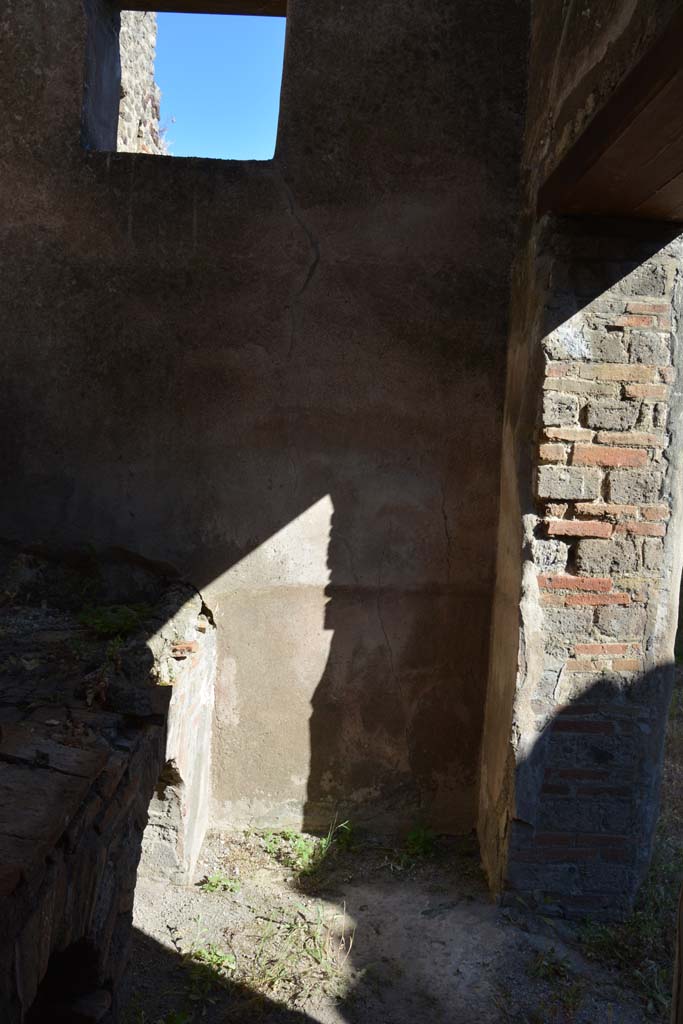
[0, 553, 216, 1021]
[504, 235, 682, 918]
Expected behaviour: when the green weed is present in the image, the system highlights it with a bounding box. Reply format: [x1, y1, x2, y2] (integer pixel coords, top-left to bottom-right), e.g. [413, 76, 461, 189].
[245, 902, 353, 1006]
[527, 947, 571, 983]
[199, 871, 241, 894]
[526, 948, 583, 1022]
[261, 820, 351, 876]
[79, 602, 151, 638]
[405, 824, 436, 858]
[106, 634, 124, 666]
[190, 943, 237, 972]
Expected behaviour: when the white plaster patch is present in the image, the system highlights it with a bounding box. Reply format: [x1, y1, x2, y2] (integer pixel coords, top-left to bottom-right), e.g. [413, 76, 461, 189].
[546, 320, 589, 359]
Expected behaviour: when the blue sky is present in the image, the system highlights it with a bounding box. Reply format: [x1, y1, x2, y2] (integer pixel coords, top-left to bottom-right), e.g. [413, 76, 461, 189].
[154, 13, 286, 160]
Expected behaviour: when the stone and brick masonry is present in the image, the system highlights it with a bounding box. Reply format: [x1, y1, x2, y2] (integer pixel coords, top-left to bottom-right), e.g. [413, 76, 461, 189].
[0, 550, 215, 1022]
[504, 233, 683, 917]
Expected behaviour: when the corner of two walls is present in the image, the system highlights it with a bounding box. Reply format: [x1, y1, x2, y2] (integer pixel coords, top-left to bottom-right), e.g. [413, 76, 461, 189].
[476, 213, 548, 892]
[478, 0, 683, 916]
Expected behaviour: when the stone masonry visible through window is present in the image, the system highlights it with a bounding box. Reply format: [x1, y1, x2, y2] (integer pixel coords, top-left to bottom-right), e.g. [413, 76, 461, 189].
[117, 11, 166, 154]
[81, 2, 287, 158]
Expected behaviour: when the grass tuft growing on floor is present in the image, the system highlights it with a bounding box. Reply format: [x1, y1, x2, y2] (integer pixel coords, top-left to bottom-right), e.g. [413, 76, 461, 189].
[79, 602, 151, 638]
[198, 871, 241, 894]
[259, 820, 352, 877]
[242, 902, 354, 1007]
[579, 823, 683, 1017]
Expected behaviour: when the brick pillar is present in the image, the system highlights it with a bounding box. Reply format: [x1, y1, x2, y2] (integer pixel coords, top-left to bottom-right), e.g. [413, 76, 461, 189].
[479, 222, 683, 918]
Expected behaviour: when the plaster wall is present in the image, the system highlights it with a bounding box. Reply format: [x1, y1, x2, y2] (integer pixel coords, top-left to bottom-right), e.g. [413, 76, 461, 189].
[0, 0, 529, 834]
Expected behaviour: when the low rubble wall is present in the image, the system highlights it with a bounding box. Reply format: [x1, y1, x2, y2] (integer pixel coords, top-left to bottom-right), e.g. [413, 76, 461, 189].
[0, 548, 215, 1022]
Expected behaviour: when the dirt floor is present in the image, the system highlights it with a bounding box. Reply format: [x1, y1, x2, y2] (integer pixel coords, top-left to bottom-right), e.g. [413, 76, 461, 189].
[126, 667, 683, 1024]
[127, 827, 649, 1024]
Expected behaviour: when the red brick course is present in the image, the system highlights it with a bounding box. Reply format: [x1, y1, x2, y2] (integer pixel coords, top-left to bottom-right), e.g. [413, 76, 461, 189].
[625, 301, 670, 315]
[573, 444, 648, 468]
[614, 521, 666, 536]
[546, 518, 613, 537]
[594, 431, 666, 448]
[565, 592, 630, 606]
[624, 383, 669, 399]
[614, 314, 657, 328]
[574, 643, 630, 656]
[538, 574, 611, 591]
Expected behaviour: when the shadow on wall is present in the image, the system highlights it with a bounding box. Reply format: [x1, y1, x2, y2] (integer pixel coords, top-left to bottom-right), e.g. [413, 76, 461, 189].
[508, 661, 676, 917]
[507, 222, 682, 913]
[126, 216, 683, 1017]
[2, 0, 533, 840]
[16, 214, 683, 1019]
[480, 211, 683, 904]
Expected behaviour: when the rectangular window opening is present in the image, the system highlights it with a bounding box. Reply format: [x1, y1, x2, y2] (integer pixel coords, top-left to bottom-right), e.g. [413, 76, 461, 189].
[83, 2, 287, 160]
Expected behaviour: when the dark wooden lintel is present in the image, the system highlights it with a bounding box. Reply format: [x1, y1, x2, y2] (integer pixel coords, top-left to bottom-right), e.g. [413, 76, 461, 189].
[538, 7, 683, 222]
[119, 1, 286, 15]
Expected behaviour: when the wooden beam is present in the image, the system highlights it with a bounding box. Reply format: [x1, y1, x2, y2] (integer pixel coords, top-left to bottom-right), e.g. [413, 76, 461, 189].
[538, 6, 683, 221]
[120, 1, 286, 15]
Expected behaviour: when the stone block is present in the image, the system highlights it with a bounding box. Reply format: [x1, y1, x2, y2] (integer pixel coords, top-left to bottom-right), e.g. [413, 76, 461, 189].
[596, 604, 646, 639]
[530, 538, 568, 573]
[542, 605, 593, 637]
[637, 403, 655, 430]
[629, 330, 671, 365]
[542, 321, 588, 360]
[616, 262, 668, 297]
[579, 862, 635, 894]
[653, 403, 668, 429]
[543, 391, 579, 427]
[601, 801, 635, 833]
[573, 262, 615, 297]
[643, 538, 664, 573]
[506, 860, 580, 893]
[585, 401, 639, 431]
[543, 325, 627, 363]
[609, 469, 663, 504]
[538, 798, 605, 833]
[583, 330, 628, 363]
[575, 537, 639, 576]
[537, 465, 602, 501]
